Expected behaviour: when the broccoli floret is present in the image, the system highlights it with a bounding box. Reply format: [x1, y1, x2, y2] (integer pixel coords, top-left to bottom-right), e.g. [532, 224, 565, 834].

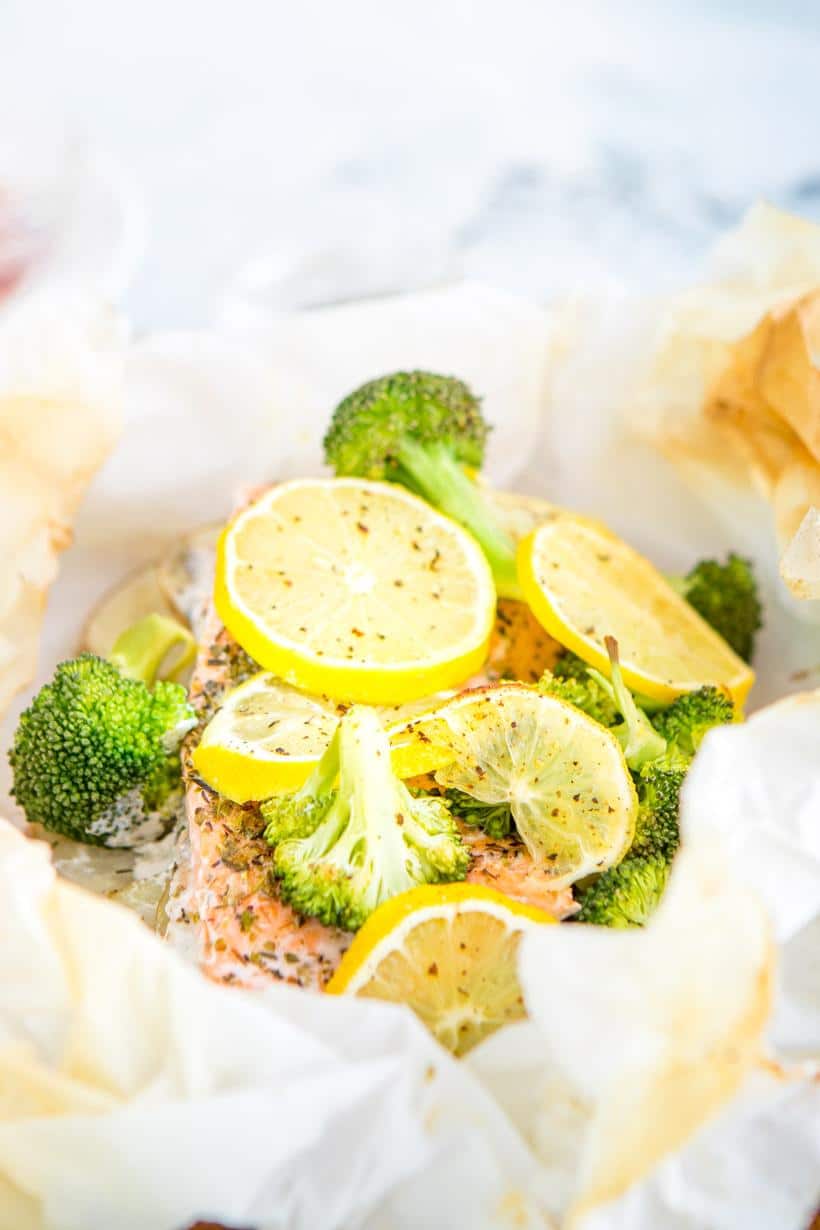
[575, 853, 671, 928]
[561, 651, 734, 930]
[573, 767, 683, 929]
[652, 686, 734, 763]
[668, 553, 762, 662]
[323, 370, 521, 599]
[573, 693, 730, 929]
[264, 706, 469, 931]
[574, 691, 691, 928]
[632, 763, 684, 861]
[9, 614, 196, 847]
[443, 788, 513, 839]
[539, 651, 620, 727]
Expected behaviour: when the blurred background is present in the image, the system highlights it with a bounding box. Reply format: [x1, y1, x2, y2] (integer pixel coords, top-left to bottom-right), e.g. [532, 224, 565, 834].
[1, 0, 819, 325]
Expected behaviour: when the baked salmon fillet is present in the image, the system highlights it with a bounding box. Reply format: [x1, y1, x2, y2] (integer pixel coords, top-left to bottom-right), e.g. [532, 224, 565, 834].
[175, 586, 576, 991]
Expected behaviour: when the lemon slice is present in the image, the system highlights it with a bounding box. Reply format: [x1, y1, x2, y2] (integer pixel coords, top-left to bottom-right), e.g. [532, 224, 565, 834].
[518, 516, 754, 705]
[192, 674, 456, 802]
[193, 581, 559, 804]
[379, 694, 460, 780]
[326, 882, 554, 1055]
[192, 674, 341, 801]
[401, 684, 636, 887]
[215, 478, 495, 705]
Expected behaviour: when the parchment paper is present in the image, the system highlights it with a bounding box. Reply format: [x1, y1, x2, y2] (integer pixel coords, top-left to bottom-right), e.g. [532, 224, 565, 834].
[0, 267, 818, 1230]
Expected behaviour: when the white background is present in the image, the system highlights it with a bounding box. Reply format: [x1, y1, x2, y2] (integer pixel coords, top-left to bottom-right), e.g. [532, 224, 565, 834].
[2, 0, 820, 327]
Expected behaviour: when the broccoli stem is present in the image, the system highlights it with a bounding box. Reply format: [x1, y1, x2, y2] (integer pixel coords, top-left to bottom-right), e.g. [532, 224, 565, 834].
[394, 438, 521, 599]
[109, 613, 196, 685]
[589, 637, 667, 770]
[339, 706, 395, 812]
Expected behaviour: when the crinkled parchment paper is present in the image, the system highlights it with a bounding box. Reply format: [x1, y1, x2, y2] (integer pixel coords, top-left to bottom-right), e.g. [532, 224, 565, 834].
[543, 204, 820, 615]
[0, 276, 819, 1229]
[0, 293, 124, 720]
[474, 697, 820, 1229]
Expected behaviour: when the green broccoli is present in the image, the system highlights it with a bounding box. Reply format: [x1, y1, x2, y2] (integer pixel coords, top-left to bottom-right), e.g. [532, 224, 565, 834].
[574, 764, 683, 927]
[323, 370, 521, 599]
[668, 553, 762, 662]
[631, 763, 685, 861]
[539, 650, 620, 727]
[573, 676, 734, 928]
[652, 686, 735, 762]
[443, 788, 513, 839]
[9, 614, 196, 846]
[575, 853, 671, 928]
[262, 706, 469, 931]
